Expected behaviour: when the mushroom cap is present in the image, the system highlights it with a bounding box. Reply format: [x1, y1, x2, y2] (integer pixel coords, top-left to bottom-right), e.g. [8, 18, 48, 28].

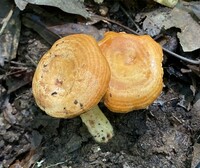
[32, 34, 111, 118]
[98, 32, 163, 112]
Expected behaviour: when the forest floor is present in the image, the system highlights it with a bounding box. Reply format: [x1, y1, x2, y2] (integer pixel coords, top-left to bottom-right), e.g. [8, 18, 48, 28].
[1, 1, 200, 168]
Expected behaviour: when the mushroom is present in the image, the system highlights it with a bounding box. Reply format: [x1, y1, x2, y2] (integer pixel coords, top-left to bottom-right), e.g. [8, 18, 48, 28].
[32, 34, 113, 143]
[98, 31, 163, 112]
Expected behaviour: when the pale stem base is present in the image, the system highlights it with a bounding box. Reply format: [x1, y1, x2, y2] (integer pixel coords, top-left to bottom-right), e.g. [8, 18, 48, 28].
[80, 105, 114, 143]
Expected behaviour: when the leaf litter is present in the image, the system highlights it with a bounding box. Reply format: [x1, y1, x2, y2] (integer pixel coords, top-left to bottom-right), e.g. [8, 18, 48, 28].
[136, 1, 200, 52]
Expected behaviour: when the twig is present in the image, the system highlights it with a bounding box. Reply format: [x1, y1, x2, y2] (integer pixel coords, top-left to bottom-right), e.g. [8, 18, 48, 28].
[93, 14, 200, 65]
[5, 60, 30, 66]
[162, 48, 200, 65]
[92, 15, 139, 35]
[0, 7, 14, 35]
[25, 55, 37, 67]
[45, 160, 69, 168]
[5, 69, 27, 76]
[9, 66, 28, 70]
[119, 5, 144, 34]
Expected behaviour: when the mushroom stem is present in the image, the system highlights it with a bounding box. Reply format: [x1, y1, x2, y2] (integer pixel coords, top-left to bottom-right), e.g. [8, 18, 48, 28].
[80, 105, 113, 143]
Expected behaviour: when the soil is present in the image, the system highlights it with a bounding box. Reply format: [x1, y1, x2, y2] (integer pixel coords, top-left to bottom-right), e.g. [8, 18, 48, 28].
[1, 2, 200, 168]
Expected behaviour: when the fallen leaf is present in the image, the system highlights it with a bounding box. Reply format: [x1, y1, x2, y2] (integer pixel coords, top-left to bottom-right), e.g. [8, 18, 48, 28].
[47, 23, 105, 41]
[6, 70, 34, 94]
[137, 2, 200, 52]
[21, 0, 89, 18]
[10, 149, 42, 168]
[136, 7, 170, 37]
[176, 1, 200, 21]
[14, 0, 28, 10]
[162, 7, 200, 52]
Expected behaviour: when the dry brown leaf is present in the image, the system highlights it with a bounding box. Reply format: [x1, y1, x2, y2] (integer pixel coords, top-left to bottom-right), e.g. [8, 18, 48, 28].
[137, 3, 200, 52]
[162, 7, 200, 52]
[10, 149, 42, 168]
[17, 0, 89, 18]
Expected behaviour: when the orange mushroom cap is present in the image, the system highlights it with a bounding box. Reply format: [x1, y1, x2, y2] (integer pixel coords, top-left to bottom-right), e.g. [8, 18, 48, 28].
[98, 32, 163, 112]
[32, 34, 111, 118]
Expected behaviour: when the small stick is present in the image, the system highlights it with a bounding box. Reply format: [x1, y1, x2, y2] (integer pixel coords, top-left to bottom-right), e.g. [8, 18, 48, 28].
[162, 47, 200, 65]
[25, 55, 37, 67]
[5, 60, 29, 66]
[92, 15, 140, 35]
[119, 5, 144, 34]
[5, 69, 27, 76]
[0, 7, 14, 35]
